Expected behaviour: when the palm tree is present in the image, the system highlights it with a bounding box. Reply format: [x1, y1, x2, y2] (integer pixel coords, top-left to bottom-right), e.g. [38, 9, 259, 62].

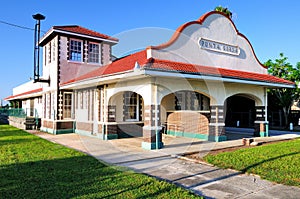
[215, 6, 232, 19]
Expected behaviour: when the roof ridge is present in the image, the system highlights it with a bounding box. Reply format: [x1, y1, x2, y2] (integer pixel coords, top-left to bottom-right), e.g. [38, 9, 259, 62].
[52, 25, 79, 28]
[53, 25, 119, 42]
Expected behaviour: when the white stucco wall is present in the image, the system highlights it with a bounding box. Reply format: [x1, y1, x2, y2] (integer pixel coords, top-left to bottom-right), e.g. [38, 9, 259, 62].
[42, 36, 58, 91]
[58, 37, 105, 85]
[106, 76, 265, 108]
[34, 97, 42, 117]
[151, 13, 267, 74]
[108, 92, 123, 122]
[12, 81, 43, 96]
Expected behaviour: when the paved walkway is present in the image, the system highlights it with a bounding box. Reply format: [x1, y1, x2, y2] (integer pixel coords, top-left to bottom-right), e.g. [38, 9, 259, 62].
[29, 131, 300, 199]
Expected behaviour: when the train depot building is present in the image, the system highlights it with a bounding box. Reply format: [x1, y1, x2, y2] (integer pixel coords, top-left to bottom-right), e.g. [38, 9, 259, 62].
[5, 11, 294, 149]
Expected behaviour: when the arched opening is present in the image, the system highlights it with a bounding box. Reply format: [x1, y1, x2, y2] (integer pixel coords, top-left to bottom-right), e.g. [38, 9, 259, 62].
[225, 95, 255, 128]
[108, 91, 144, 138]
[160, 90, 210, 139]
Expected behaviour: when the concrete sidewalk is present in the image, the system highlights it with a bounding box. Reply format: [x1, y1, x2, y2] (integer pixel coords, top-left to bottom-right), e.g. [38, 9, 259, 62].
[29, 131, 300, 199]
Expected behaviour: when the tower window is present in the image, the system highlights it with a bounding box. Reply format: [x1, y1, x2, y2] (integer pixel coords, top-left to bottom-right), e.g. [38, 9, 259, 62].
[69, 39, 82, 61]
[88, 43, 100, 63]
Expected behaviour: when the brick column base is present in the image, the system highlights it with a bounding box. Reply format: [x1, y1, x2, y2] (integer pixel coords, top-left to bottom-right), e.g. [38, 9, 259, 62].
[142, 126, 163, 150]
[254, 121, 269, 137]
[208, 124, 226, 142]
[103, 105, 118, 140]
[103, 124, 118, 140]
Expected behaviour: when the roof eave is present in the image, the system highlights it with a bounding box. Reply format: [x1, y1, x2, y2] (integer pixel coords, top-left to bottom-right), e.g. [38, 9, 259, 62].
[39, 28, 118, 46]
[60, 69, 145, 89]
[143, 68, 295, 88]
[5, 92, 43, 101]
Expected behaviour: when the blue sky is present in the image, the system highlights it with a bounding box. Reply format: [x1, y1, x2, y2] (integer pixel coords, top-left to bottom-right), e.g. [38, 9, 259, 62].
[1, 0, 300, 104]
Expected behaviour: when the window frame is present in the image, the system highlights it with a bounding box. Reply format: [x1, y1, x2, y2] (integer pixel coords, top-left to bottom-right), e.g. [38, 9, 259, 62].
[124, 92, 140, 122]
[69, 38, 83, 62]
[88, 42, 101, 64]
[175, 91, 207, 111]
[63, 92, 73, 119]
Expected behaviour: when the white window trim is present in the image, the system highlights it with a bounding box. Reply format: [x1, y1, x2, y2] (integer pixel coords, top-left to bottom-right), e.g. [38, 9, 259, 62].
[124, 93, 139, 122]
[88, 42, 101, 64]
[63, 92, 73, 119]
[69, 38, 83, 62]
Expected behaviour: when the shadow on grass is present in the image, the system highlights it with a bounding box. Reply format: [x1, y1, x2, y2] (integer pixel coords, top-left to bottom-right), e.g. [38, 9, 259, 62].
[241, 151, 300, 173]
[0, 155, 201, 198]
[0, 138, 40, 147]
[193, 151, 300, 190]
[0, 156, 146, 198]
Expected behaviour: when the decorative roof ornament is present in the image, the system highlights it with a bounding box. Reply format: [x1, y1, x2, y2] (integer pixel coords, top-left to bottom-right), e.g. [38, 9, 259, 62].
[134, 61, 140, 70]
[214, 6, 232, 19]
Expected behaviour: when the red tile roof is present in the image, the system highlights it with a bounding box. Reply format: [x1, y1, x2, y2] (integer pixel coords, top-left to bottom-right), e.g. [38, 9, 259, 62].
[61, 50, 148, 85]
[53, 25, 119, 42]
[146, 59, 295, 86]
[61, 50, 294, 87]
[4, 88, 43, 101]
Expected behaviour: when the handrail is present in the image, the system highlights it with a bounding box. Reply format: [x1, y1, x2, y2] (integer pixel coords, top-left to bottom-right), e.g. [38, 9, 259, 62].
[0, 108, 39, 119]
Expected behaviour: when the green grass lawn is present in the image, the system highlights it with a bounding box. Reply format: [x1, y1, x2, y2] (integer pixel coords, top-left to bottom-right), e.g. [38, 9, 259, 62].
[0, 125, 202, 198]
[204, 139, 300, 186]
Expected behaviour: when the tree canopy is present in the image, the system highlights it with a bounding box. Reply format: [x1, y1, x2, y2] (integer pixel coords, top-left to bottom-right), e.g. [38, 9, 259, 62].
[265, 53, 300, 126]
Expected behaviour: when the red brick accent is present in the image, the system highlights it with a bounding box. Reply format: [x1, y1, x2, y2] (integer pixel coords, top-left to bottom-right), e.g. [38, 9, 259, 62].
[143, 105, 162, 143]
[167, 111, 209, 135]
[209, 105, 225, 136]
[209, 125, 225, 136]
[144, 105, 161, 126]
[42, 120, 54, 128]
[76, 122, 92, 132]
[98, 124, 103, 134]
[56, 121, 73, 129]
[106, 124, 117, 135]
[143, 128, 162, 143]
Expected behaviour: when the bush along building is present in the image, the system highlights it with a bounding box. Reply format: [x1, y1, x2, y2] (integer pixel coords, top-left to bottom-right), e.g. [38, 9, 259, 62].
[5, 11, 294, 149]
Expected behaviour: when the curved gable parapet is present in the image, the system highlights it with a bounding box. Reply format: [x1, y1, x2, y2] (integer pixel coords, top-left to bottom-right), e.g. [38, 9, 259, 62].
[149, 11, 267, 74]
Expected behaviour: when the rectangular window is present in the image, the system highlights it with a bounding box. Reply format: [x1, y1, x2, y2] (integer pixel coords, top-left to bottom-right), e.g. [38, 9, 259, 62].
[69, 39, 82, 61]
[175, 91, 206, 111]
[63, 92, 72, 119]
[88, 43, 100, 63]
[124, 92, 139, 121]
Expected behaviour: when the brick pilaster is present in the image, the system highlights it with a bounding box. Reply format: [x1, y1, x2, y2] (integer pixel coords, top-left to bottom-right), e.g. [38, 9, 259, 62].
[104, 105, 118, 140]
[209, 105, 226, 142]
[142, 105, 163, 149]
[254, 106, 268, 137]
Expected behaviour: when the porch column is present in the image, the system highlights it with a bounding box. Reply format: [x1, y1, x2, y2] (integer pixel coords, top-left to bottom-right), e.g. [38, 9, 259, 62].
[103, 105, 118, 140]
[142, 104, 164, 150]
[254, 106, 268, 137]
[209, 105, 227, 142]
[100, 85, 118, 140]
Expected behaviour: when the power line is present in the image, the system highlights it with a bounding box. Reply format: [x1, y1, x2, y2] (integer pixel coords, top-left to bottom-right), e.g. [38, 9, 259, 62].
[0, 20, 46, 33]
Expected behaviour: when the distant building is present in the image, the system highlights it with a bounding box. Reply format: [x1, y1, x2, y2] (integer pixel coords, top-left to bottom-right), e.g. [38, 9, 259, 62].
[5, 11, 294, 149]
